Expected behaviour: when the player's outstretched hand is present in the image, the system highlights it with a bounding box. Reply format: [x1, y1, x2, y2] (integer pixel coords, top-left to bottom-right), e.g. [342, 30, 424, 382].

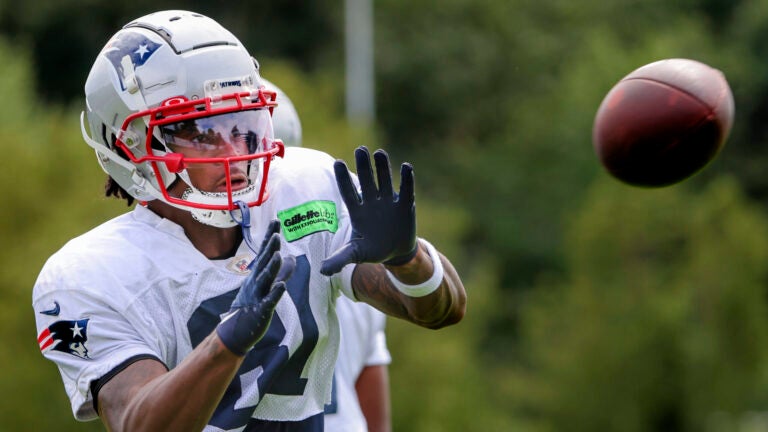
[216, 220, 296, 355]
[320, 146, 417, 276]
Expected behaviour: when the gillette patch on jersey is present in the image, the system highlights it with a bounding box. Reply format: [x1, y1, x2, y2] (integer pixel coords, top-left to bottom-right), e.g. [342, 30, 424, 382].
[278, 200, 338, 242]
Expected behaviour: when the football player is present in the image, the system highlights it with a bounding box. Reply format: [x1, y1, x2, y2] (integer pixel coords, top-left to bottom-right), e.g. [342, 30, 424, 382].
[32, 9, 465, 432]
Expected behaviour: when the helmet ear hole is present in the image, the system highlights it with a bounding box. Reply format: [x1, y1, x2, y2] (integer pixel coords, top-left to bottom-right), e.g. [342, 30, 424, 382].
[101, 124, 115, 152]
[108, 131, 130, 161]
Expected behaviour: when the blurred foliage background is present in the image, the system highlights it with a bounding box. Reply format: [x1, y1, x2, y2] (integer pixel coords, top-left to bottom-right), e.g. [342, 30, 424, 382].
[3, 0, 768, 430]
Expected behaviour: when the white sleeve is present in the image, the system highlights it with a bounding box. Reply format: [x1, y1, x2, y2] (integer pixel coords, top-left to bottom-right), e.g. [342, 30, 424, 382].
[33, 288, 162, 421]
[336, 262, 358, 301]
[364, 309, 391, 366]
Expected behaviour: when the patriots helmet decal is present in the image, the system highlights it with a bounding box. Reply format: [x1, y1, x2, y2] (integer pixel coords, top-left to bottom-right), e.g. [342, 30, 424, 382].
[38, 319, 91, 359]
[103, 32, 162, 91]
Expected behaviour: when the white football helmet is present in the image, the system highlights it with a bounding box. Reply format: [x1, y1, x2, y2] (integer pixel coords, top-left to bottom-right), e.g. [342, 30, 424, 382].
[262, 78, 302, 148]
[81, 10, 284, 227]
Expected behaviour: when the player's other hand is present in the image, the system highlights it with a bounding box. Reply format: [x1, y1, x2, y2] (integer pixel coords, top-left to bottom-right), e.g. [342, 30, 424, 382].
[320, 146, 417, 276]
[216, 220, 295, 355]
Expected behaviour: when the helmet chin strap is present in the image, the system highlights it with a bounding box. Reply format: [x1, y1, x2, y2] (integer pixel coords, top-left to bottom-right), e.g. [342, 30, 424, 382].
[182, 185, 259, 228]
[189, 207, 239, 228]
[229, 200, 261, 268]
[178, 188, 262, 265]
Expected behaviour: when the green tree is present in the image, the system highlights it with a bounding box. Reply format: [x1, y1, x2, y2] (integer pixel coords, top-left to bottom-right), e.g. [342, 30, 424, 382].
[0, 37, 113, 431]
[375, 0, 738, 280]
[374, 0, 754, 365]
[508, 178, 768, 432]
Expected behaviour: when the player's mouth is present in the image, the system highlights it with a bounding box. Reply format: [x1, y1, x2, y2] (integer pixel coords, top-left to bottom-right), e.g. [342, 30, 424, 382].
[215, 171, 249, 192]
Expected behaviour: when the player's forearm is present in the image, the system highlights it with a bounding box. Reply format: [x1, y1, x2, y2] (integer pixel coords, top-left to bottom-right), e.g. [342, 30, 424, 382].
[111, 334, 243, 431]
[387, 249, 466, 329]
[352, 244, 466, 329]
[356, 365, 392, 432]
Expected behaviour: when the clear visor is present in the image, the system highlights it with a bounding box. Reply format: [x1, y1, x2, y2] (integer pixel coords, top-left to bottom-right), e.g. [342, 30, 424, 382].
[160, 109, 274, 155]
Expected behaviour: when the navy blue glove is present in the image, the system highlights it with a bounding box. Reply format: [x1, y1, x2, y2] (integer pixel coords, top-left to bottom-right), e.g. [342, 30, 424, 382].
[217, 220, 296, 355]
[320, 146, 417, 276]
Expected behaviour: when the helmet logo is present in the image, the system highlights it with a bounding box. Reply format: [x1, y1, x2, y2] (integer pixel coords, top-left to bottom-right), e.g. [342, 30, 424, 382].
[220, 80, 243, 88]
[103, 32, 162, 91]
[162, 96, 190, 106]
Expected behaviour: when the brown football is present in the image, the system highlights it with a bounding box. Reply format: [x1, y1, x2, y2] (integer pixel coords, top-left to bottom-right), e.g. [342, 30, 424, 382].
[592, 58, 734, 187]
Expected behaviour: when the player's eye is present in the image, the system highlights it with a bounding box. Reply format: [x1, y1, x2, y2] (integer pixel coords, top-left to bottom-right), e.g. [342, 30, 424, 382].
[190, 134, 213, 145]
[187, 131, 224, 150]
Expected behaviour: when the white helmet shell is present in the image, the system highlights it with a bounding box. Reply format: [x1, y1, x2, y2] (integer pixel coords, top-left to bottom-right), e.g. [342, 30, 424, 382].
[81, 10, 282, 227]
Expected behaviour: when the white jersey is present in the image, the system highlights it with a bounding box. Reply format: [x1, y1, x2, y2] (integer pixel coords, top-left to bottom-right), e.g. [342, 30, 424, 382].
[33, 147, 358, 430]
[324, 297, 391, 432]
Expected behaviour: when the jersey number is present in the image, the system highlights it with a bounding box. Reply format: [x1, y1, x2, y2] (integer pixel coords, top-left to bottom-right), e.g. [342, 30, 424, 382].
[187, 255, 318, 430]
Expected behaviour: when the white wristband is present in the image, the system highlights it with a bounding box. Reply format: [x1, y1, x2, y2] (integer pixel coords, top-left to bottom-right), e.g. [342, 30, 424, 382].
[385, 239, 444, 297]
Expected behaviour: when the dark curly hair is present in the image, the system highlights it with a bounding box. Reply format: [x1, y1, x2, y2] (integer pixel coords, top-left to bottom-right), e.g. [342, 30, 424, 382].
[104, 176, 135, 206]
[103, 129, 135, 206]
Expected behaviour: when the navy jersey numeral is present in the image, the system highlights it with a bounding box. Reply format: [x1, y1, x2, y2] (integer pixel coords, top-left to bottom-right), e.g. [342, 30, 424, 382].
[323, 372, 339, 414]
[187, 255, 318, 430]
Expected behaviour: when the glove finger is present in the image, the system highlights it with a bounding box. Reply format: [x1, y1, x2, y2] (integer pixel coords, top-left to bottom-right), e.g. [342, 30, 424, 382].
[373, 149, 394, 199]
[399, 162, 415, 206]
[251, 232, 281, 274]
[334, 160, 362, 207]
[254, 251, 284, 298]
[320, 242, 360, 276]
[261, 282, 286, 314]
[354, 146, 378, 202]
[249, 220, 280, 270]
[276, 255, 296, 284]
[258, 220, 281, 250]
[250, 282, 286, 344]
[235, 248, 279, 308]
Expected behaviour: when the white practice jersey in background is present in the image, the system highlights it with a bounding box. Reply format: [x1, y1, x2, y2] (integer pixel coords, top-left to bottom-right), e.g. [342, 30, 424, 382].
[323, 296, 391, 432]
[33, 147, 358, 431]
